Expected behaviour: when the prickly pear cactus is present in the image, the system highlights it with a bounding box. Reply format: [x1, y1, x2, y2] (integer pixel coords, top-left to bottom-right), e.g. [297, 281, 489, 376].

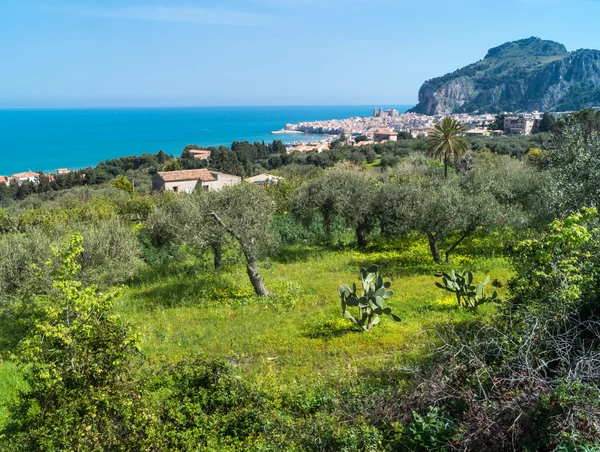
[435, 270, 498, 310]
[338, 265, 401, 332]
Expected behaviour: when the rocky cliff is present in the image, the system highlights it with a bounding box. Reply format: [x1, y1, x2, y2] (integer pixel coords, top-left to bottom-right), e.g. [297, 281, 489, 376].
[410, 37, 600, 115]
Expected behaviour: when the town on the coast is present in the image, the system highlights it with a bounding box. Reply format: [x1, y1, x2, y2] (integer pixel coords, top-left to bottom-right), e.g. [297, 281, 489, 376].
[1, 107, 581, 182]
[275, 107, 577, 153]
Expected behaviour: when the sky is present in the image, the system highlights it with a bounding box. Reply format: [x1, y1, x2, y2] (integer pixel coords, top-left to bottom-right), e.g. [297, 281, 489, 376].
[1, 0, 600, 108]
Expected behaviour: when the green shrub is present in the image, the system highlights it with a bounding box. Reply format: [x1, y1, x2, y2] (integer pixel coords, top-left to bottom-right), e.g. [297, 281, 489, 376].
[396, 407, 457, 451]
[0, 234, 152, 451]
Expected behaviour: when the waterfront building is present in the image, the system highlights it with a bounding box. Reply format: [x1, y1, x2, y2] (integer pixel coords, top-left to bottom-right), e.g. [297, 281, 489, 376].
[10, 171, 40, 186]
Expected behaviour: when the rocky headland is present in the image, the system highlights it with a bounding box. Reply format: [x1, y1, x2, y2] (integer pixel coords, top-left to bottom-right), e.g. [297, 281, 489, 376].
[410, 37, 600, 115]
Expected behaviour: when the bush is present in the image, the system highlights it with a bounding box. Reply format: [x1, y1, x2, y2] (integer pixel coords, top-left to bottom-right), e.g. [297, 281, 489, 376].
[0, 235, 152, 451]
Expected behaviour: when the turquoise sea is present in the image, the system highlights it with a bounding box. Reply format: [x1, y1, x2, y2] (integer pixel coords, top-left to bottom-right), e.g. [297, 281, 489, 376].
[0, 105, 412, 175]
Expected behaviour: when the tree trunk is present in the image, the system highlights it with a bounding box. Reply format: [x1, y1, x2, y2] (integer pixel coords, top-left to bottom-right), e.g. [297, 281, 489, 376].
[211, 242, 222, 270]
[427, 232, 441, 264]
[355, 225, 368, 248]
[444, 158, 448, 179]
[445, 231, 471, 263]
[245, 258, 271, 297]
[210, 212, 271, 297]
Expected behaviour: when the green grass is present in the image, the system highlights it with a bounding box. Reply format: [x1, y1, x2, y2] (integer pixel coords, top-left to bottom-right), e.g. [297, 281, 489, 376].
[0, 361, 25, 428]
[115, 233, 512, 391]
[0, 232, 513, 426]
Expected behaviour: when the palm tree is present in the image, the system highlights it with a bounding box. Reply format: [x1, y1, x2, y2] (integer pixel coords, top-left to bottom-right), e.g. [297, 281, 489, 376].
[426, 117, 470, 178]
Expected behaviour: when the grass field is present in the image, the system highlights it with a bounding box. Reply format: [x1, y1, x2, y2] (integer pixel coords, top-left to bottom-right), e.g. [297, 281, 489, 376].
[0, 231, 513, 428]
[117, 232, 512, 389]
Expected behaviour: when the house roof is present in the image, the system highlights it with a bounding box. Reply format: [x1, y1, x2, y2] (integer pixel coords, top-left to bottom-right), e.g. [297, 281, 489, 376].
[373, 129, 398, 136]
[0, 176, 8, 183]
[245, 173, 283, 184]
[12, 172, 39, 178]
[157, 169, 217, 183]
[189, 150, 211, 158]
[465, 129, 489, 135]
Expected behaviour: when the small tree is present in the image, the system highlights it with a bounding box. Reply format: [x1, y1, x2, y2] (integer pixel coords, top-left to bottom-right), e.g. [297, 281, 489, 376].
[111, 174, 133, 195]
[209, 184, 276, 297]
[1, 234, 151, 450]
[290, 168, 378, 247]
[380, 176, 507, 264]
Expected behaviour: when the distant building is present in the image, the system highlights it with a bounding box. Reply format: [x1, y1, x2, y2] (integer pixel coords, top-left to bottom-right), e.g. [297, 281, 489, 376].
[465, 129, 491, 137]
[354, 141, 376, 147]
[373, 129, 398, 142]
[10, 172, 40, 186]
[0, 176, 8, 186]
[290, 143, 329, 153]
[189, 150, 211, 160]
[410, 127, 435, 138]
[208, 172, 243, 190]
[373, 107, 400, 118]
[57, 168, 71, 175]
[152, 169, 241, 193]
[504, 113, 543, 135]
[245, 173, 284, 186]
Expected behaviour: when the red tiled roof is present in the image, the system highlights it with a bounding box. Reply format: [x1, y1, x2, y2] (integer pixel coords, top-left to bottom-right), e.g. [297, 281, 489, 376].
[12, 172, 39, 178]
[157, 169, 217, 183]
[189, 150, 211, 155]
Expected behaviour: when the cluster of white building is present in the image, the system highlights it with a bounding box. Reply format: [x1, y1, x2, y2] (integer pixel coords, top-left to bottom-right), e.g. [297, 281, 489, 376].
[279, 108, 582, 141]
[0, 168, 72, 187]
[281, 111, 499, 139]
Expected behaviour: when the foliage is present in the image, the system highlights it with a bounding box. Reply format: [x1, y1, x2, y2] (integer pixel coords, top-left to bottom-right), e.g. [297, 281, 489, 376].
[150, 356, 276, 451]
[338, 265, 401, 332]
[396, 407, 457, 451]
[435, 270, 498, 310]
[110, 174, 133, 195]
[546, 125, 600, 215]
[507, 207, 600, 324]
[0, 234, 151, 451]
[426, 117, 470, 178]
[290, 166, 378, 247]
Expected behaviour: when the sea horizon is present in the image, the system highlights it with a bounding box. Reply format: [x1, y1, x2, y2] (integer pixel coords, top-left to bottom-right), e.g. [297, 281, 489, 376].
[0, 105, 413, 175]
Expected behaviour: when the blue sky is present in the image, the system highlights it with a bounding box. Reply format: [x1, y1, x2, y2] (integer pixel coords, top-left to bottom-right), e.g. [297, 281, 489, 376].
[1, 0, 600, 107]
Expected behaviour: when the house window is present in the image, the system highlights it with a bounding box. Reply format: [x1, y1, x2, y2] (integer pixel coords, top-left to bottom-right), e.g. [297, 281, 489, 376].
[173, 186, 178, 193]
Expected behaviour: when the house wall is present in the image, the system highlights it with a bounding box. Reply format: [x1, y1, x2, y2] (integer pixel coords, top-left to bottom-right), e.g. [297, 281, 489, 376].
[205, 173, 241, 191]
[164, 180, 201, 193]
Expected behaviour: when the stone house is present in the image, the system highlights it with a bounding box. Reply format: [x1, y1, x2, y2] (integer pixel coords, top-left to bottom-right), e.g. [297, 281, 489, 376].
[152, 169, 241, 193]
[373, 129, 398, 142]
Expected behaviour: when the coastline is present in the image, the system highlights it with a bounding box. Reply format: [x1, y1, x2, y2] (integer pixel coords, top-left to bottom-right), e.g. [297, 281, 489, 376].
[0, 105, 414, 175]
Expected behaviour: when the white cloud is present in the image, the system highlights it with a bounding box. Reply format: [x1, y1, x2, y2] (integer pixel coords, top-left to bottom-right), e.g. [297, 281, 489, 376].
[91, 5, 268, 26]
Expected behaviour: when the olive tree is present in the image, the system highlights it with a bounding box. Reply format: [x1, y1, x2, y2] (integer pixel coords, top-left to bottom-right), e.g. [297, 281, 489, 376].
[290, 167, 378, 247]
[209, 183, 276, 297]
[380, 176, 508, 263]
[145, 192, 226, 269]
